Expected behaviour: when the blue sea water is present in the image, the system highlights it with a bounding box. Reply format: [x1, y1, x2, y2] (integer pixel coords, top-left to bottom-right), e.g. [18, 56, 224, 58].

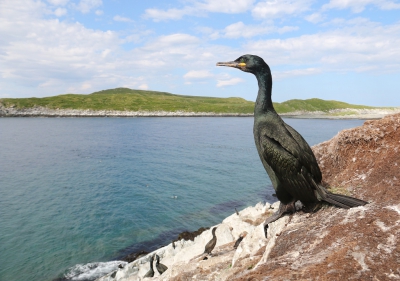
[0, 117, 365, 281]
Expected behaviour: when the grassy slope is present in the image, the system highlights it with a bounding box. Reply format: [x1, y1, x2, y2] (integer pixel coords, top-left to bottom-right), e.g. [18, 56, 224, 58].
[0, 87, 380, 114]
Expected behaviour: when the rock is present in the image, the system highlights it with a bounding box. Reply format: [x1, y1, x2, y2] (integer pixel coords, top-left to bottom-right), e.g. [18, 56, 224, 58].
[1, 103, 400, 118]
[174, 227, 209, 242]
[122, 251, 149, 263]
[97, 113, 400, 281]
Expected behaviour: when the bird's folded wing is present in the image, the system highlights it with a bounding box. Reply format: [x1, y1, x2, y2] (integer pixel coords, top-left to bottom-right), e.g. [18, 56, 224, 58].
[260, 133, 317, 200]
[284, 123, 322, 182]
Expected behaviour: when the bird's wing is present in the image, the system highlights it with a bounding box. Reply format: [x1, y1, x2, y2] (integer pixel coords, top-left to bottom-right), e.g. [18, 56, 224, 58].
[259, 126, 302, 179]
[283, 123, 322, 182]
[259, 129, 316, 200]
[258, 118, 303, 158]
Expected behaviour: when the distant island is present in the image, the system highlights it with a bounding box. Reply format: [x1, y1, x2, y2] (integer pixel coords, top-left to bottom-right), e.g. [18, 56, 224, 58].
[1, 87, 399, 118]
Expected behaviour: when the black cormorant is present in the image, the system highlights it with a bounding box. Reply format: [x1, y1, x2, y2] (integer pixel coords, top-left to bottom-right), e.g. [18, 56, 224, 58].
[155, 254, 168, 275]
[204, 227, 217, 255]
[233, 232, 247, 249]
[217, 54, 368, 237]
[143, 255, 154, 278]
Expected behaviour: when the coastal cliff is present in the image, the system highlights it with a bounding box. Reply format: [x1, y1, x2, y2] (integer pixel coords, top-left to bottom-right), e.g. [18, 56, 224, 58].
[95, 113, 400, 280]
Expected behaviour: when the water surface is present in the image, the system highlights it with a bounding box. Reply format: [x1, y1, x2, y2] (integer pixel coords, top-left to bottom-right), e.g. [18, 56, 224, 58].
[0, 117, 365, 281]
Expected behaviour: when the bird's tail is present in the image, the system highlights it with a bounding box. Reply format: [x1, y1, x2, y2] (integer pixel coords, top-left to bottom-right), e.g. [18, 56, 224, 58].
[304, 171, 368, 209]
[323, 192, 368, 209]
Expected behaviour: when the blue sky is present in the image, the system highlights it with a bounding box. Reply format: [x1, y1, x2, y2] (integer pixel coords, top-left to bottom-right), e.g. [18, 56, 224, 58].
[1, 0, 400, 106]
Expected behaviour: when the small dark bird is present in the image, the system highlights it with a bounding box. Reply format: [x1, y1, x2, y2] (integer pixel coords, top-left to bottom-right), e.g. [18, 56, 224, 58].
[155, 254, 168, 275]
[217, 55, 368, 238]
[204, 227, 218, 255]
[143, 255, 154, 278]
[233, 232, 247, 249]
[172, 240, 175, 249]
[235, 208, 239, 215]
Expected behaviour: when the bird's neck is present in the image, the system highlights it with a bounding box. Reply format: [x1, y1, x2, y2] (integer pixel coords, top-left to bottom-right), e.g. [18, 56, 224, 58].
[254, 70, 274, 115]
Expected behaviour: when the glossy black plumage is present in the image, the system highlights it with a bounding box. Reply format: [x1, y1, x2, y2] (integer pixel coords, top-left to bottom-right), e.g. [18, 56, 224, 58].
[233, 232, 247, 249]
[217, 55, 368, 237]
[155, 255, 168, 275]
[204, 227, 217, 255]
[143, 255, 154, 278]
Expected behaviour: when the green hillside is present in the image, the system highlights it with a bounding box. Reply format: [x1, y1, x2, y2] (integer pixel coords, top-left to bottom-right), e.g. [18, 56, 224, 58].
[274, 98, 376, 113]
[0, 87, 380, 114]
[0, 88, 254, 114]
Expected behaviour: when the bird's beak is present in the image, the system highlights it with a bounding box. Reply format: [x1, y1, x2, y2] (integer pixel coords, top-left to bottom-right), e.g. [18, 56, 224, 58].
[216, 61, 246, 69]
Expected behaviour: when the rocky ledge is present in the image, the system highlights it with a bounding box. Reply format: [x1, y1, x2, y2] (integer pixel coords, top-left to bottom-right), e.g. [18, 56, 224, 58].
[1, 105, 400, 119]
[95, 113, 400, 280]
[0, 105, 252, 117]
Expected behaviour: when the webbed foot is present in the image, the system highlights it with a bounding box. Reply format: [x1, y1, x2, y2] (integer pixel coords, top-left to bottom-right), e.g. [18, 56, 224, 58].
[263, 201, 296, 238]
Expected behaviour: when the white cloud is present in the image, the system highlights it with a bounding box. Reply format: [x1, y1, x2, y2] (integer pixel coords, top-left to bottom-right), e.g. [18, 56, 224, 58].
[54, 7, 67, 16]
[144, 7, 194, 21]
[47, 0, 69, 6]
[144, 0, 255, 21]
[113, 15, 133, 22]
[217, 77, 244, 87]
[1, 0, 227, 98]
[274, 68, 323, 80]
[138, 84, 149, 90]
[305, 12, 324, 23]
[95, 9, 103, 15]
[244, 19, 400, 72]
[252, 0, 314, 19]
[74, 0, 102, 14]
[184, 70, 213, 80]
[0, 0, 123, 96]
[223, 21, 298, 38]
[145, 33, 200, 49]
[197, 0, 255, 13]
[322, 0, 400, 13]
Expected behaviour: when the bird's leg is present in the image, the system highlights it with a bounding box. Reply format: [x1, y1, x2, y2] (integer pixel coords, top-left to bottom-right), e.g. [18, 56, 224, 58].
[263, 201, 296, 238]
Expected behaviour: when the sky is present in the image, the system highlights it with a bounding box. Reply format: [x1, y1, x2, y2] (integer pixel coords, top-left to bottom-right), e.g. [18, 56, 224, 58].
[1, 0, 400, 106]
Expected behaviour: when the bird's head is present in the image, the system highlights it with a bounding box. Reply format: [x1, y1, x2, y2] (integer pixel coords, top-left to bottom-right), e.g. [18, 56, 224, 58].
[216, 54, 268, 74]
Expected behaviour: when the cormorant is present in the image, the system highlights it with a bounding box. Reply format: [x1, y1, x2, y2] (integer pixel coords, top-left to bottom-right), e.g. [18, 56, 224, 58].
[233, 232, 247, 249]
[155, 254, 168, 275]
[143, 255, 154, 278]
[235, 208, 239, 215]
[204, 227, 217, 255]
[217, 54, 368, 237]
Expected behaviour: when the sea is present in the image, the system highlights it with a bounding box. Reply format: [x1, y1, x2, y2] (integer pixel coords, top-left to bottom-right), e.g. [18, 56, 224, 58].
[0, 117, 365, 281]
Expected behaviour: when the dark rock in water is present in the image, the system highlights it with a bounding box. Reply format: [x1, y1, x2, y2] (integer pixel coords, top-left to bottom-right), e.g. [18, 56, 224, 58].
[174, 227, 209, 242]
[122, 250, 149, 263]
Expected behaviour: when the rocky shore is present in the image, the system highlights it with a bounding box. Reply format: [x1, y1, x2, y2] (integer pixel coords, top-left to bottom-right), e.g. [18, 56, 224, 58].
[0, 106, 252, 117]
[95, 113, 400, 281]
[1, 105, 400, 119]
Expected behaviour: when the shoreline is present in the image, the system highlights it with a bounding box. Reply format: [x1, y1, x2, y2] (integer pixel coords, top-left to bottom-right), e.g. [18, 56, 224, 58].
[1, 106, 400, 119]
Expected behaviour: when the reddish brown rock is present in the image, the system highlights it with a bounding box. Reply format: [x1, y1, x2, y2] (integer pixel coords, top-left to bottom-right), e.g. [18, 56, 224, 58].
[231, 113, 400, 281]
